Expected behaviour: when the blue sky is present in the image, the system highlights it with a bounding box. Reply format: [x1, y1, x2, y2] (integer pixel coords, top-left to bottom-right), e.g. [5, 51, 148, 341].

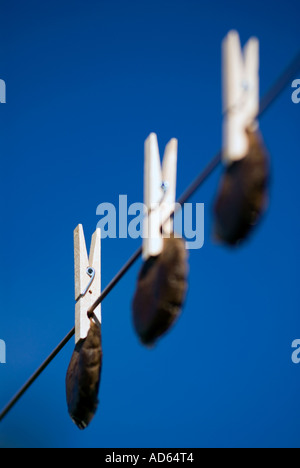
[0, 0, 299, 448]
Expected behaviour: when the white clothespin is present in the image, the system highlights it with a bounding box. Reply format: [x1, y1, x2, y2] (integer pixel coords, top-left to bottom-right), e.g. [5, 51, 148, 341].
[223, 30, 260, 164]
[74, 224, 101, 344]
[143, 133, 178, 261]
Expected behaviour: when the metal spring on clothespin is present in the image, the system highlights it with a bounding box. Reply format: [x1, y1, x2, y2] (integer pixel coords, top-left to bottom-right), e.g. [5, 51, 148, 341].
[76, 267, 95, 301]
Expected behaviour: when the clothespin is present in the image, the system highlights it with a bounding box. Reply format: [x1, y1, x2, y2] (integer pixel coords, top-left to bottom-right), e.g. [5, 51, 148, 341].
[74, 225, 101, 344]
[223, 30, 260, 164]
[143, 133, 178, 260]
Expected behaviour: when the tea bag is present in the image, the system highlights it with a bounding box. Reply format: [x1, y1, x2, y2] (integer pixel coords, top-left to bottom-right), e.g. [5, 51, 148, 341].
[133, 235, 188, 346]
[66, 319, 102, 430]
[214, 129, 269, 246]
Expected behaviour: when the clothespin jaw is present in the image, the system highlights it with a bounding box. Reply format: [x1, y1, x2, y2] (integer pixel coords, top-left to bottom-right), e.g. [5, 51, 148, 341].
[143, 133, 178, 261]
[223, 30, 260, 164]
[74, 224, 101, 344]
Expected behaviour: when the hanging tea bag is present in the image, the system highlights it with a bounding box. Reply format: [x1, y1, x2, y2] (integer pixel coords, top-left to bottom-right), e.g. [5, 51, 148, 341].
[66, 319, 103, 430]
[133, 134, 188, 346]
[214, 128, 269, 246]
[133, 234, 188, 346]
[67, 225, 103, 429]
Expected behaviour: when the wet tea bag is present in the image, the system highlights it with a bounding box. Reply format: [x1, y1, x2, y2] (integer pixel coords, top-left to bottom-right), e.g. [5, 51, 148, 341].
[214, 128, 269, 245]
[66, 320, 103, 430]
[133, 235, 188, 346]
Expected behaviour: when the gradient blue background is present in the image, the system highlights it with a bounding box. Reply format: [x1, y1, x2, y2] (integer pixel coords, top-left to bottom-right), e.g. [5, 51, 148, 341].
[0, 0, 299, 448]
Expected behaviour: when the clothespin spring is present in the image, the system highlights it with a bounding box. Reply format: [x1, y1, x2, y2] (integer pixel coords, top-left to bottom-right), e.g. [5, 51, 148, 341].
[223, 82, 256, 118]
[76, 267, 95, 302]
[148, 180, 170, 235]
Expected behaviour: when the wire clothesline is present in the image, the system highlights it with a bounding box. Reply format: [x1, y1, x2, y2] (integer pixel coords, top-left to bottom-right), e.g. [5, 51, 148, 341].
[1, 50, 300, 423]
